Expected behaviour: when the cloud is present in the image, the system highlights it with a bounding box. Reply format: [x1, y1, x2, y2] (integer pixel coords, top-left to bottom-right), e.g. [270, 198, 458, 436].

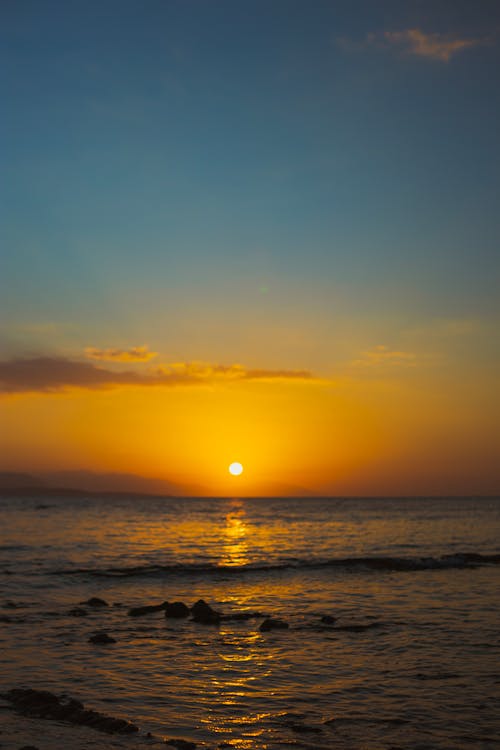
[381, 29, 482, 62]
[0, 356, 314, 394]
[341, 28, 484, 62]
[351, 345, 418, 369]
[156, 362, 313, 381]
[85, 345, 158, 362]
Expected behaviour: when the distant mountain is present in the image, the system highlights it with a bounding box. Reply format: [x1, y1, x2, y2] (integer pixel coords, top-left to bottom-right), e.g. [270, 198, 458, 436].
[0, 469, 206, 497]
[43, 470, 206, 496]
[0, 471, 48, 488]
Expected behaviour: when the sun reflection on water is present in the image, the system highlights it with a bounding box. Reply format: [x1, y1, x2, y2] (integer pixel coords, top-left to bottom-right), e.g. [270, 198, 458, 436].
[201, 626, 276, 746]
[219, 500, 250, 567]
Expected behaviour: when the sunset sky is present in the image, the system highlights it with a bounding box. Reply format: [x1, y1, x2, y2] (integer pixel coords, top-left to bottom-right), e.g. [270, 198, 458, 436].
[1, 0, 499, 496]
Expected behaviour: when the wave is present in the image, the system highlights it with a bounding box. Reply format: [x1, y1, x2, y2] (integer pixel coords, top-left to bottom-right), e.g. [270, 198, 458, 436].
[49, 552, 500, 578]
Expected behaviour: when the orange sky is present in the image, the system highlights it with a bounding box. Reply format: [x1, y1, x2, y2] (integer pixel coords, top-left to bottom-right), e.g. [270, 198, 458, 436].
[1, 344, 498, 495]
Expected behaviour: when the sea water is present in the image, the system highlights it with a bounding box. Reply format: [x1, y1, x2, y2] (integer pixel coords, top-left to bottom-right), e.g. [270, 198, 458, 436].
[0, 495, 499, 749]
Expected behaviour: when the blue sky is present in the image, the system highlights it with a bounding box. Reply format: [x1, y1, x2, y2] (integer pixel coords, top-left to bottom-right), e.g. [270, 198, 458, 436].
[1, 0, 499, 367]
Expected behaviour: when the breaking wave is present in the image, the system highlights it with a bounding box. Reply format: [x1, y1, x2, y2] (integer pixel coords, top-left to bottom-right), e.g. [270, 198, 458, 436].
[49, 552, 500, 578]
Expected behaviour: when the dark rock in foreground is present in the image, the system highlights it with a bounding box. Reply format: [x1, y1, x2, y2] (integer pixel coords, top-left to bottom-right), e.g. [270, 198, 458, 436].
[68, 607, 88, 617]
[19, 746, 40, 749]
[128, 601, 169, 617]
[4, 688, 138, 734]
[89, 631, 116, 644]
[165, 739, 197, 749]
[191, 599, 221, 625]
[320, 615, 336, 625]
[164, 601, 190, 618]
[259, 617, 289, 632]
[81, 597, 109, 607]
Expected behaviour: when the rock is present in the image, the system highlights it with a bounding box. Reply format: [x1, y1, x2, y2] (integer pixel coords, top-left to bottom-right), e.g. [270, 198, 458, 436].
[128, 602, 169, 617]
[19, 746, 40, 749]
[89, 632, 116, 644]
[164, 601, 190, 618]
[0, 615, 12, 623]
[6, 689, 59, 714]
[5, 688, 138, 734]
[165, 739, 197, 749]
[81, 597, 109, 607]
[191, 599, 221, 625]
[55, 698, 84, 718]
[68, 608, 88, 617]
[259, 617, 289, 632]
[320, 615, 336, 625]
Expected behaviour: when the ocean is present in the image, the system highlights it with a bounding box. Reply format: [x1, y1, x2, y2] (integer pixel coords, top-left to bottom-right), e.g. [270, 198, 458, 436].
[0, 495, 499, 749]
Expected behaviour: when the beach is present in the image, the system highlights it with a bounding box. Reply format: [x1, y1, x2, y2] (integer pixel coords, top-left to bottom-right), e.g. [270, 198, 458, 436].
[1, 495, 499, 749]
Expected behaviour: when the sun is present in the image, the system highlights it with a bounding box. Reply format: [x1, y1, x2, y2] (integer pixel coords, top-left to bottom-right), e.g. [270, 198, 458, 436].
[228, 462, 243, 476]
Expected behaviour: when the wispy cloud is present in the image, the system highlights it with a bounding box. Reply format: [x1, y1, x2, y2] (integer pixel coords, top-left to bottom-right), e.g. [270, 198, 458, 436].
[382, 29, 482, 62]
[340, 28, 485, 62]
[351, 345, 418, 369]
[0, 356, 314, 394]
[155, 362, 312, 382]
[85, 345, 158, 362]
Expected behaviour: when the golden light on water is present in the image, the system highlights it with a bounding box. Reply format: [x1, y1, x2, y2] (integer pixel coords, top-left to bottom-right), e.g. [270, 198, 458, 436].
[220, 501, 249, 567]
